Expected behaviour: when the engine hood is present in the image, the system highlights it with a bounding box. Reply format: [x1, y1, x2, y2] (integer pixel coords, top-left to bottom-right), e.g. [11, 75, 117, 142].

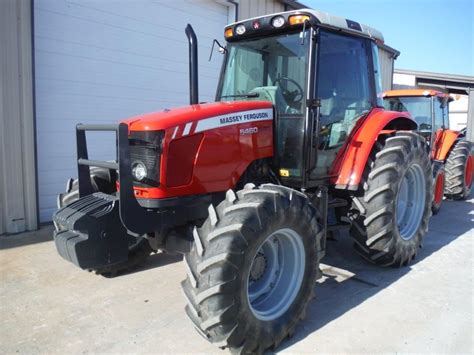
[122, 101, 273, 132]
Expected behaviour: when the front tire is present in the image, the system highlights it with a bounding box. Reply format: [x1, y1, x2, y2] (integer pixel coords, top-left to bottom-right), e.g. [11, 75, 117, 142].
[350, 132, 432, 266]
[444, 139, 473, 200]
[181, 184, 322, 353]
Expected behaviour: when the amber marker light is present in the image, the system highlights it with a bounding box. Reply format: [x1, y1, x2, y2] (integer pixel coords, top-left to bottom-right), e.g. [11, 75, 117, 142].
[224, 28, 233, 38]
[288, 14, 310, 25]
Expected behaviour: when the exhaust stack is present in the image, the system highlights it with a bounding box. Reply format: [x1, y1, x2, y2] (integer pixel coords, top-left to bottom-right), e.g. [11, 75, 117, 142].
[185, 24, 199, 105]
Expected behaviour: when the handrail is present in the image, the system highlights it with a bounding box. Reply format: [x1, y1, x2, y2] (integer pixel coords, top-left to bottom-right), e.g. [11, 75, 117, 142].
[77, 159, 119, 170]
[76, 124, 119, 131]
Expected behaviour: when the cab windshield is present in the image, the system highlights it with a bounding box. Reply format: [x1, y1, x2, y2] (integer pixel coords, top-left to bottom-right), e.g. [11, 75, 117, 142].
[384, 96, 432, 129]
[217, 31, 310, 176]
[217, 31, 309, 114]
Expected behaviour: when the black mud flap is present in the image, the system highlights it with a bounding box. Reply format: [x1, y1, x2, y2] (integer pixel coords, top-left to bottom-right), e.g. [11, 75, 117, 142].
[53, 192, 130, 270]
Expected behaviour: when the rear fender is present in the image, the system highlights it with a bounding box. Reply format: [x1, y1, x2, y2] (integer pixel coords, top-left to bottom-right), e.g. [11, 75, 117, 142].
[433, 129, 461, 161]
[331, 108, 417, 190]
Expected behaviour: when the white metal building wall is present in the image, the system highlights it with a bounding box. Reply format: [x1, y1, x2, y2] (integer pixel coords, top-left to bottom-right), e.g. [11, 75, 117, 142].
[0, 0, 38, 234]
[34, 0, 231, 222]
[449, 95, 469, 131]
[3, 0, 398, 229]
[238, 0, 285, 19]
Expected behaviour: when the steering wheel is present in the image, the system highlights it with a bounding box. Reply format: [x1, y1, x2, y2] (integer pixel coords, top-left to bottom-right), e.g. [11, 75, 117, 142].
[273, 77, 304, 107]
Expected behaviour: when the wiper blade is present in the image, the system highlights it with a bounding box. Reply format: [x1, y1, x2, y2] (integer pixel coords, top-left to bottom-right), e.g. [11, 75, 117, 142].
[221, 93, 260, 98]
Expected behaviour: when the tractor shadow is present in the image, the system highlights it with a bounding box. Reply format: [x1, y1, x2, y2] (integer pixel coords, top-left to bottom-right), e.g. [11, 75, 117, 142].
[135, 252, 182, 272]
[277, 192, 474, 352]
[98, 252, 183, 278]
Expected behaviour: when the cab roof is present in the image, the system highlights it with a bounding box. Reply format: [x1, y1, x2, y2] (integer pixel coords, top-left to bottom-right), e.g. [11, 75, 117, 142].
[225, 8, 384, 43]
[383, 89, 452, 99]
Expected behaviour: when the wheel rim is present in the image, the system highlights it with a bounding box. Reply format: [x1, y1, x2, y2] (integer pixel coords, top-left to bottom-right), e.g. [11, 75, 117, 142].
[247, 228, 305, 321]
[396, 164, 426, 240]
[434, 172, 444, 206]
[465, 155, 473, 188]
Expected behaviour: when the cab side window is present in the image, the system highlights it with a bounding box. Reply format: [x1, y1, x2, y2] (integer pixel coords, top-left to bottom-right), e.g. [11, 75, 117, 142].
[371, 42, 384, 107]
[316, 31, 372, 149]
[433, 98, 444, 131]
[443, 100, 450, 129]
[312, 30, 372, 177]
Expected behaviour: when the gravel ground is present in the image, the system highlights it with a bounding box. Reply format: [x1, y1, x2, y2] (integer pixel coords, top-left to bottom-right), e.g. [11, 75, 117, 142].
[1, 193, 472, 354]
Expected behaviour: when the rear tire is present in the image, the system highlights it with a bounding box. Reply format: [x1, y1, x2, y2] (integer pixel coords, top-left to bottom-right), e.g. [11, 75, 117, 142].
[444, 139, 473, 200]
[431, 164, 445, 215]
[350, 132, 432, 267]
[181, 184, 322, 354]
[59, 167, 116, 207]
[57, 168, 152, 277]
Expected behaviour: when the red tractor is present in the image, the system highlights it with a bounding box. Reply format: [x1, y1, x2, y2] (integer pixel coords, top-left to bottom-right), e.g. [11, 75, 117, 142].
[383, 90, 473, 214]
[54, 9, 434, 353]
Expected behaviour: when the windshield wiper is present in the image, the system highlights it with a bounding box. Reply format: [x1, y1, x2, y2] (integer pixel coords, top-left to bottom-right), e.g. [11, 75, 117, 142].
[221, 93, 260, 99]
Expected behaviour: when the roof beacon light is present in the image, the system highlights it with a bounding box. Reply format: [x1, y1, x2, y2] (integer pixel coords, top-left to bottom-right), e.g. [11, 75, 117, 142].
[271, 16, 285, 28]
[235, 24, 246, 35]
[289, 14, 310, 25]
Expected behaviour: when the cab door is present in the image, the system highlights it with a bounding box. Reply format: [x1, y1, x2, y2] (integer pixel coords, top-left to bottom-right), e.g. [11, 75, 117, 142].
[306, 30, 374, 186]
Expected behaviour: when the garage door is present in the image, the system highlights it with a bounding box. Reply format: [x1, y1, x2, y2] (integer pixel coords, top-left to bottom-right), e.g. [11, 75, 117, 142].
[34, 0, 230, 222]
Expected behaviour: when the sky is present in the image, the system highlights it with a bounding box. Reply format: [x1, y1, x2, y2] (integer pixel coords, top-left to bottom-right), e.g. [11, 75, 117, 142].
[303, 0, 473, 76]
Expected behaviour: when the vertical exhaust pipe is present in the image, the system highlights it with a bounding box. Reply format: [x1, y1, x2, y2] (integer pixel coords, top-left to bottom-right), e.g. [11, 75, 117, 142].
[185, 24, 199, 105]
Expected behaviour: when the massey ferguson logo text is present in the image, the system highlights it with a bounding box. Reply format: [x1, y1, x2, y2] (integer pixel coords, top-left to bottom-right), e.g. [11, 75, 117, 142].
[219, 112, 269, 125]
[194, 109, 273, 134]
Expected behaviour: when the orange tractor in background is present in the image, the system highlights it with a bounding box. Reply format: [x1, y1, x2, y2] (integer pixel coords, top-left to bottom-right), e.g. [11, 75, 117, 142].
[383, 89, 473, 214]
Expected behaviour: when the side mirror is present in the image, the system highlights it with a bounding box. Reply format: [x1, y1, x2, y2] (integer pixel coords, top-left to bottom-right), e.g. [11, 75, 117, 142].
[208, 39, 226, 61]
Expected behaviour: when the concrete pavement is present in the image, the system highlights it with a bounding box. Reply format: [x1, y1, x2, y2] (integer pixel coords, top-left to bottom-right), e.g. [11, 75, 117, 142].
[1, 194, 472, 354]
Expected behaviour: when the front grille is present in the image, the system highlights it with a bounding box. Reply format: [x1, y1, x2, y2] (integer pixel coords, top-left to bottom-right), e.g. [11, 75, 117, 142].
[129, 130, 164, 187]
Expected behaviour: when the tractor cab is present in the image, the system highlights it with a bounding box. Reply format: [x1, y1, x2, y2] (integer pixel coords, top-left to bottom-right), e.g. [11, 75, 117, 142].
[217, 10, 385, 188]
[383, 89, 451, 137]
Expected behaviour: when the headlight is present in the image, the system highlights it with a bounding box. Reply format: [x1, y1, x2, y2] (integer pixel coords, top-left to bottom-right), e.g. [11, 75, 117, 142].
[235, 24, 246, 35]
[132, 161, 147, 181]
[129, 130, 164, 187]
[271, 16, 285, 28]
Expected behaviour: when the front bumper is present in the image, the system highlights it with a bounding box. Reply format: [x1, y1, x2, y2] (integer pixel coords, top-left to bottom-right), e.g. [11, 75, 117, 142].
[53, 123, 215, 269]
[53, 123, 165, 269]
[73, 123, 165, 235]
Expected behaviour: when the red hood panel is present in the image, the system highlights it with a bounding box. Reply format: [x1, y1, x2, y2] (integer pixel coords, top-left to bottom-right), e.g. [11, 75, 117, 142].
[122, 101, 273, 131]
